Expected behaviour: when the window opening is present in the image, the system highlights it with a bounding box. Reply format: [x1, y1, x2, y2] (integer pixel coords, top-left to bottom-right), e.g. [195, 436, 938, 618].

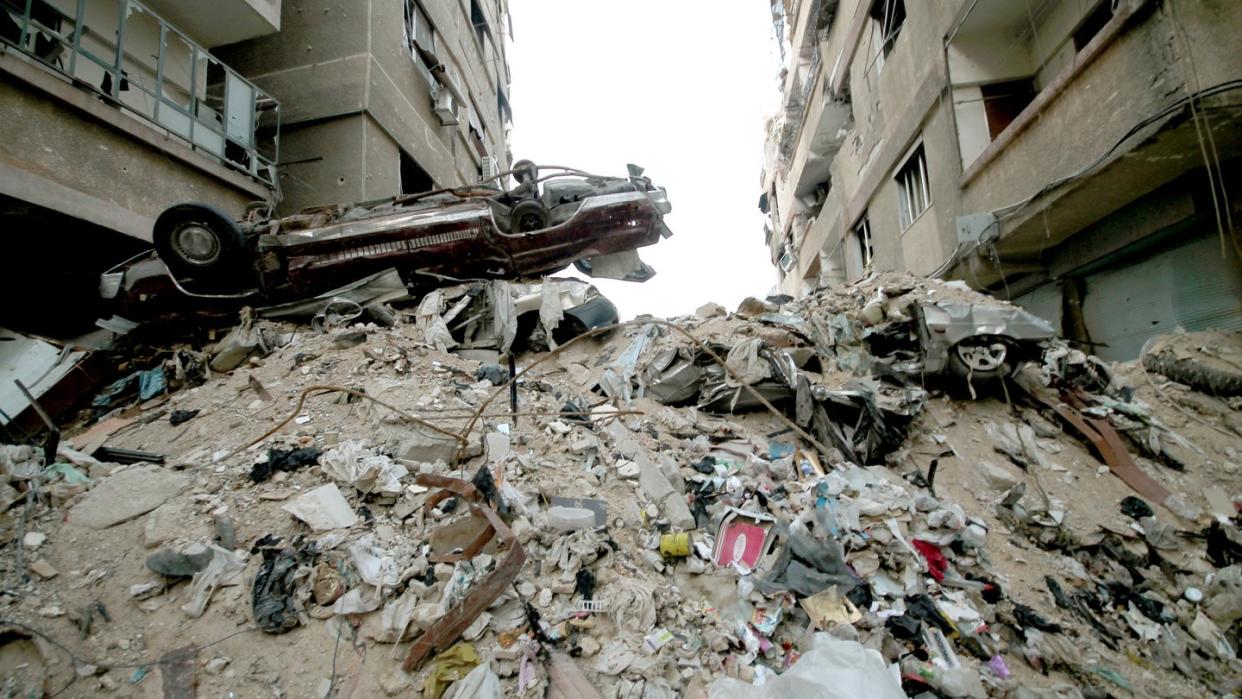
[404, 1, 438, 72]
[400, 150, 434, 194]
[853, 215, 874, 269]
[1073, 1, 1114, 51]
[868, 0, 906, 59]
[470, 0, 492, 50]
[980, 78, 1036, 140]
[896, 144, 930, 230]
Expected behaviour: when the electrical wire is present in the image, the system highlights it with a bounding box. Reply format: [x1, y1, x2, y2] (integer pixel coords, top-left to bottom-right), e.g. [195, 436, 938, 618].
[326, 620, 343, 698]
[936, 80, 1242, 279]
[991, 80, 1242, 223]
[1168, 0, 1240, 259]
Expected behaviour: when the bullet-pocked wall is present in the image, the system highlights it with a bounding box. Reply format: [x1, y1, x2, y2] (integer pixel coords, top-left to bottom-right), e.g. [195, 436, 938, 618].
[215, 0, 512, 213]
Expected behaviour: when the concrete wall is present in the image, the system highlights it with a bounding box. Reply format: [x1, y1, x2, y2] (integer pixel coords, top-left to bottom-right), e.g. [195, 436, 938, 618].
[216, 0, 512, 213]
[765, 0, 1242, 302]
[0, 78, 258, 234]
[958, 0, 1241, 240]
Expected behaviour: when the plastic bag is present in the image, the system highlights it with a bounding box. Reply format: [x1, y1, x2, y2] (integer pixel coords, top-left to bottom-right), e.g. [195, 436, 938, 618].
[708, 634, 904, 699]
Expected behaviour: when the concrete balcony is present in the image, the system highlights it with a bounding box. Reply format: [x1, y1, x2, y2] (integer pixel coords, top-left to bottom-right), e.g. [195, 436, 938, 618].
[949, 0, 1242, 287]
[142, 0, 280, 47]
[1, 0, 280, 187]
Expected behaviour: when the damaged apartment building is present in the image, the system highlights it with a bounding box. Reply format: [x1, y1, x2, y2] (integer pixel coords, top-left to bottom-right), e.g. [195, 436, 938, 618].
[761, 0, 1242, 360]
[0, 0, 513, 336]
[1, 0, 513, 424]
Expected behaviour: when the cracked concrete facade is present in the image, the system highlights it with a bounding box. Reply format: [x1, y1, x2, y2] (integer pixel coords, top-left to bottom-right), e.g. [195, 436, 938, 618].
[762, 0, 1242, 360]
[216, 0, 514, 214]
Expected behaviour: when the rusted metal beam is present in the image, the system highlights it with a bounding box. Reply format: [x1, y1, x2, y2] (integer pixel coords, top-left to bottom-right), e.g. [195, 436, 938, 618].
[1027, 388, 1172, 508]
[402, 473, 526, 672]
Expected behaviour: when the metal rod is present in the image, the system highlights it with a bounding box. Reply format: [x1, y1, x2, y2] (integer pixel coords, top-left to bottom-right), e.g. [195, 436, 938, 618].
[112, 0, 126, 101]
[13, 380, 59, 467]
[507, 354, 518, 426]
[20, 0, 32, 49]
[154, 23, 165, 125]
[70, 0, 84, 77]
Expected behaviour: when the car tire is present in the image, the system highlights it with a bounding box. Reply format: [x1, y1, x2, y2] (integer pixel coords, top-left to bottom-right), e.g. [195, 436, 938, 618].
[153, 203, 254, 292]
[947, 336, 1017, 382]
[510, 200, 550, 233]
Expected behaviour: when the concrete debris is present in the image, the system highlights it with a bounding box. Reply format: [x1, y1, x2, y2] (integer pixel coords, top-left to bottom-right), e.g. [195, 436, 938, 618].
[281, 483, 359, 531]
[2, 272, 1240, 698]
[28, 558, 59, 579]
[67, 466, 189, 529]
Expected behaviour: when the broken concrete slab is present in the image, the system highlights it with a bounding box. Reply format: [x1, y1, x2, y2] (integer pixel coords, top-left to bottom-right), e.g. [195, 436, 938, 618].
[28, 559, 58, 579]
[387, 424, 462, 464]
[605, 420, 642, 459]
[695, 302, 726, 319]
[637, 456, 695, 529]
[546, 506, 596, 532]
[484, 432, 510, 463]
[143, 501, 195, 549]
[68, 466, 189, 529]
[975, 461, 1021, 491]
[281, 483, 359, 531]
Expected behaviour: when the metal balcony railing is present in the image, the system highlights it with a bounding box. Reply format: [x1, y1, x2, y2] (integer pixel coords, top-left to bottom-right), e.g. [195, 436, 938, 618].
[1, 0, 280, 189]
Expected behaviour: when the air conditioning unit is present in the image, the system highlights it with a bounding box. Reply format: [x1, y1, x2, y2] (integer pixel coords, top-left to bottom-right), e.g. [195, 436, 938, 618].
[479, 155, 499, 182]
[779, 250, 795, 271]
[433, 91, 459, 126]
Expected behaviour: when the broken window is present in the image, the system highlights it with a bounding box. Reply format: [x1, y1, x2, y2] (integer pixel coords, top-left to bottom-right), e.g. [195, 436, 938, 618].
[497, 86, 512, 125]
[868, 0, 905, 60]
[778, 238, 795, 275]
[895, 143, 930, 230]
[853, 215, 874, 270]
[404, 0, 438, 72]
[470, 0, 493, 50]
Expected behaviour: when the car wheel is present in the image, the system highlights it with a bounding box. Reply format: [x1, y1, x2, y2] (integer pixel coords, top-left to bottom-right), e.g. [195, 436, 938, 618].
[948, 336, 1016, 381]
[153, 203, 254, 292]
[510, 200, 550, 233]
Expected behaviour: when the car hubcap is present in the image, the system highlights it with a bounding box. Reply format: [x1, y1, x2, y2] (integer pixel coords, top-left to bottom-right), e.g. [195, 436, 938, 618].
[957, 341, 1008, 372]
[172, 224, 221, 265]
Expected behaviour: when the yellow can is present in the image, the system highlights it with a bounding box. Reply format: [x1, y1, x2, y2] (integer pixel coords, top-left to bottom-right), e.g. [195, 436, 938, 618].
[659, 532, 691, 557]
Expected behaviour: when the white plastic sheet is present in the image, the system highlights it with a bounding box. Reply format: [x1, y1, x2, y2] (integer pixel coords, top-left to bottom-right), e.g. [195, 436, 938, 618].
[444, 662, 502, 699]
[708, 634, 904, 699]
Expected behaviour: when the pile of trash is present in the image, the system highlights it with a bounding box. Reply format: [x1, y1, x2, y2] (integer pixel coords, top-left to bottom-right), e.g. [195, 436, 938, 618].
[1, 273, 1239, 698]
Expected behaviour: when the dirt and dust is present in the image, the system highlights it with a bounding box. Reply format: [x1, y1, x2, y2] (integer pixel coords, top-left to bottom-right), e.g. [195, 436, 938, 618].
[1, 273, 1239, 698]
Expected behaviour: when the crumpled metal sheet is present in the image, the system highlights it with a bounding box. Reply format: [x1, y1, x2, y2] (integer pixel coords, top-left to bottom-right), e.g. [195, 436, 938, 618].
[578, 249, 656, 282]
[258, 268, 409, 319]
[918, 302, 1055, 374]
[599, 326, 654, 401]
[488, 281, 517, 355]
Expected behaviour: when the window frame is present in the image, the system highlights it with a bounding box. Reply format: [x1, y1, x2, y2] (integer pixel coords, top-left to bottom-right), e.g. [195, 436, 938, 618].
[404, 0, 439, 84]
[868, 0, 906, 60]
[852, 215, 874, 270]
[895, 142, 931, 231]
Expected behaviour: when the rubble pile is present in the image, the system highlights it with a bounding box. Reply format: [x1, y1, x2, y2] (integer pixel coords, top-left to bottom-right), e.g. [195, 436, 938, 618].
[1, 273, 1240, 698]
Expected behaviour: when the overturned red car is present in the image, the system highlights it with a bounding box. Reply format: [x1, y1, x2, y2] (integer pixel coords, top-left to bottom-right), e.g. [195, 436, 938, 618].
[101, 162, 672, 319]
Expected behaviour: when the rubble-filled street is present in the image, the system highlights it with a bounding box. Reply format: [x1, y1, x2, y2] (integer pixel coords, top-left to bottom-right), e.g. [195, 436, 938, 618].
[3, 0, 1242, 697]
[2, 274, 1239, 698]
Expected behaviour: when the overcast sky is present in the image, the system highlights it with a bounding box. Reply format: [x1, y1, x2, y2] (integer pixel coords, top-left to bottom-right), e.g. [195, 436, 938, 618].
[507, 0, 779, 320]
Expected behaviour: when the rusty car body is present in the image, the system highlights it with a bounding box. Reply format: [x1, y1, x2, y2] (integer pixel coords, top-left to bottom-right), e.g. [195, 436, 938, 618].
[100, 163, 671, 321]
